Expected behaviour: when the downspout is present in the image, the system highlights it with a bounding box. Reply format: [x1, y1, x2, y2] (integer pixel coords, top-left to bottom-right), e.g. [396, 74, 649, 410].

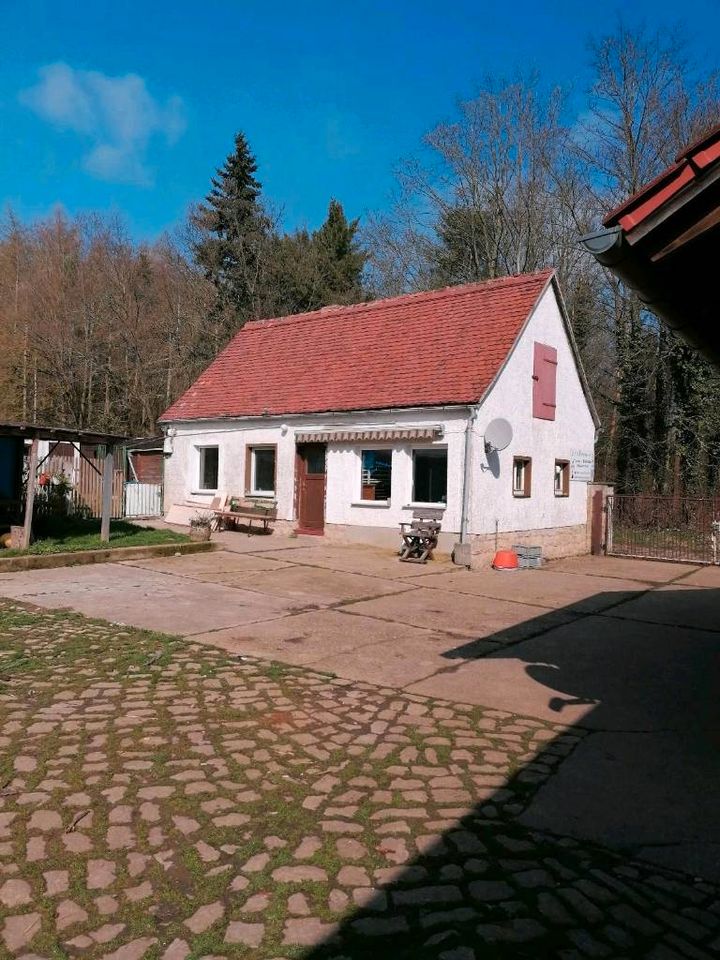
[455, 405, 477, 566]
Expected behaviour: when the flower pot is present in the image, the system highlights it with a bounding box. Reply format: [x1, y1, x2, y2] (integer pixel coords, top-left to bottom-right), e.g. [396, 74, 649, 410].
[189, 526, 211, 542]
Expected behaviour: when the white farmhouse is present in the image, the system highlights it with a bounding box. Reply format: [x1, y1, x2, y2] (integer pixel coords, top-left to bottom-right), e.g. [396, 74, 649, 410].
[160, 269, 598, 564]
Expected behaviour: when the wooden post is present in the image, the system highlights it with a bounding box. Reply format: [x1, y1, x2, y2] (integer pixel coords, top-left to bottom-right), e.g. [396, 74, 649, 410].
[22, 436, 39, 550]
[100, 445, 114, 543]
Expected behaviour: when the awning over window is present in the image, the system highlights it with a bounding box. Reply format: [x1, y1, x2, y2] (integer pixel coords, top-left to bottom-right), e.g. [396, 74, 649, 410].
[295, 426, 444, 444]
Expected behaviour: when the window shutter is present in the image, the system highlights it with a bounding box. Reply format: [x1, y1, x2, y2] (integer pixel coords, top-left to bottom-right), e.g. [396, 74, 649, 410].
[533, 342, 557, 421]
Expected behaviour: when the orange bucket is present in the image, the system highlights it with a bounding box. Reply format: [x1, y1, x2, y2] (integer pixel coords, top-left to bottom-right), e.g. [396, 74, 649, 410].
[492, 549, 519, 571]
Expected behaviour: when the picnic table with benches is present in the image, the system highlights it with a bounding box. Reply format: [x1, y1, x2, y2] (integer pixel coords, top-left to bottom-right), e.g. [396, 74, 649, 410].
[212, 496, 278, 535]
[398, 507, 443, 563]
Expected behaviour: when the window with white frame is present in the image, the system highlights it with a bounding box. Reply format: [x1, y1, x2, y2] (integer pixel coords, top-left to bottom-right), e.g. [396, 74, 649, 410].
[412, 448, 447, 504]
[360, 449, 392, 501]
[248, 446, 276, 496]
[513, 456, 531, 497]
[198, 446, 219, 491]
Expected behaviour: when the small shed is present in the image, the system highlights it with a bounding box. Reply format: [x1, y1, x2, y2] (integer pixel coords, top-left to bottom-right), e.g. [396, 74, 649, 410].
[124, 437, 164, 517]
[0, 422, 126, 548]
[125, 436, 164, 485]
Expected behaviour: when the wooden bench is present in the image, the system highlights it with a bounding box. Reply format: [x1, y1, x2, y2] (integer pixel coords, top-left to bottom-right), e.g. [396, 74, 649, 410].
[398, 508, 444, 563]
[214, 498, 278, 535]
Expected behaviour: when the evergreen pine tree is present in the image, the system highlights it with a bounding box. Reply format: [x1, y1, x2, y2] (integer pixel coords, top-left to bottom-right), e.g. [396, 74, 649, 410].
[191, 132, 270, 323]
[265, 199, 366, 315]
[314, 199, 365, 305]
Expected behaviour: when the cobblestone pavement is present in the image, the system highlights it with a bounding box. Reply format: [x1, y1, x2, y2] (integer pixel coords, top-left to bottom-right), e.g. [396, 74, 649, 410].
[1, 600, 720, 959]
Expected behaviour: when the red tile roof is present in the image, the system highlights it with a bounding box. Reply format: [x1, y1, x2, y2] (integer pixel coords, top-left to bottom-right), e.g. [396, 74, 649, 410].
[160, 270, 554, 421]
[603, 121, 720, 232]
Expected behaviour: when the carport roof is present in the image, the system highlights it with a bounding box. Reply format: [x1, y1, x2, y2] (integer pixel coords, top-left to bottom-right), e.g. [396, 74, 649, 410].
[581, 121, 720, 366]
[0, 421, 126, 445]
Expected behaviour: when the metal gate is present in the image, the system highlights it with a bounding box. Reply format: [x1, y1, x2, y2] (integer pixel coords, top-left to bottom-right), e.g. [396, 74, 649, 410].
[606, 494, 720, 564]
[124, 482, 163, 518]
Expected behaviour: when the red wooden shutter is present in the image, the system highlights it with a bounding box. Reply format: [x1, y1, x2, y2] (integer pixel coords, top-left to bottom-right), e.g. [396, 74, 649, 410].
[532, 342, 558, 420]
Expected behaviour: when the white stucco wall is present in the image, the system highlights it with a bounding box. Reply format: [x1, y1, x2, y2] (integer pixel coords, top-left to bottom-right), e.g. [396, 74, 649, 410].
[467, 284, 596, 535]
[162, 407, 467, 532]
[162, 283, 596, 540]
[324, 408, 467, 534]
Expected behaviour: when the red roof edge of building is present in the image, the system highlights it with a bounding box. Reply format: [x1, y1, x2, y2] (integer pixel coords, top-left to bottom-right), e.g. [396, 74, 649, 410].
[237, 268, 555, 334]
[602, 121, 720, 232]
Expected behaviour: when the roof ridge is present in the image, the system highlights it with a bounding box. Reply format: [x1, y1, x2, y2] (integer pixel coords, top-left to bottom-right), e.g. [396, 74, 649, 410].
[241, 268, 555, 333]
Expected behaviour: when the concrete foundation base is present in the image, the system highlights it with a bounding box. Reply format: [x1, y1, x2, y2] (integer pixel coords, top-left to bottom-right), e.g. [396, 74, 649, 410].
[322, 522, 456, 554]
[468, 523, 588, 567]
[322, 521, 588, 568]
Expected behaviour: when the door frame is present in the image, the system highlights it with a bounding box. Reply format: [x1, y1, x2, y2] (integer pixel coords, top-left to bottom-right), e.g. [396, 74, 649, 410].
[294, 442, 327, 534]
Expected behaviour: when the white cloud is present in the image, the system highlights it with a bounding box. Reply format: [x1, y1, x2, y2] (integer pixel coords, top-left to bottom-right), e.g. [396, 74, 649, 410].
[20, 62, 186, 186]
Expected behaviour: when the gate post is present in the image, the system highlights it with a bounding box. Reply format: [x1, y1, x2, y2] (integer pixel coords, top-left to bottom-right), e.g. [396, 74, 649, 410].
[587, 483, 614, 555]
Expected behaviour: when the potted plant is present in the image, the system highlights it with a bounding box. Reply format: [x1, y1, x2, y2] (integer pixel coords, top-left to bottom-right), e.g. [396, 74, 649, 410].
[189, 511, 213, 541]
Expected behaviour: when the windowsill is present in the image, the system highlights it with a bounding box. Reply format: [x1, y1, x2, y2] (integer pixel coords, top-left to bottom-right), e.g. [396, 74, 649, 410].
[554, 493, 569, 498]
[352, 500, 391, 508]
[190, 490, 218, 496]
[512, 492, 531, 498]
[402, 502, 447, 510]
[246, 493, 276, 500]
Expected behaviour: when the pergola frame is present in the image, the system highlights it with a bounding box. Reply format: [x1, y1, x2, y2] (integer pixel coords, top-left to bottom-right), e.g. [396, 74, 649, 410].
[0, 422, 126, 549]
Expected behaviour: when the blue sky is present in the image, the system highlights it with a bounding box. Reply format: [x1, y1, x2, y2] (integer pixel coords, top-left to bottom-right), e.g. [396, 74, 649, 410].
[1, 0, 718, 241]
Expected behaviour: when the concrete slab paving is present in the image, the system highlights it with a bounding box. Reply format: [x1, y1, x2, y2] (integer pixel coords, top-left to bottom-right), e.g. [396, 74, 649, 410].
[189, 608, 435, 671]
[209, 564, 416, 605]
[313, 628, 492, 688]
[608, 581, 720, 630]
[206, 530, 321, 554]
[547, 554, 699, 583]
[0, 564, 302, 635]
[344, 586, 578, 643]
[121, 549, 295, 575]
[406, 656, 598, 724]
[253, 545, 455, 579]
[410, 610, 720, 731]
[408, 566, 644, 613]
[672, 563, 720, 588]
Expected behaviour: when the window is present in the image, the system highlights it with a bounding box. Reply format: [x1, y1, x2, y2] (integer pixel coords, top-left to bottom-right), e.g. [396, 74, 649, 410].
[198, 446, 219, 491]
[361, 450, 392, 501]
[247, 446, 276, 496]
[554, 459, 569, 497]
[513, 456, 532, 497]
[533, 342, 558, 421]
[413, 448, 447, 504]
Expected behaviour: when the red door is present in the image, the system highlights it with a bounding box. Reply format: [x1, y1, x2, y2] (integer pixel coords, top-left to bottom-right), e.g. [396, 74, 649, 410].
[296, 444, 326, 534]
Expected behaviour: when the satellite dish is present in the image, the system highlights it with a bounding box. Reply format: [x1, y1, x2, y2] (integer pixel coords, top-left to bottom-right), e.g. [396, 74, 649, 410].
[484, 418, 513, 453]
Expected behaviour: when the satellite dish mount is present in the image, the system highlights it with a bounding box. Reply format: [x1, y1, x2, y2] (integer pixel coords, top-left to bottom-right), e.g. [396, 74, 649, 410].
[483, 418, 513, 454]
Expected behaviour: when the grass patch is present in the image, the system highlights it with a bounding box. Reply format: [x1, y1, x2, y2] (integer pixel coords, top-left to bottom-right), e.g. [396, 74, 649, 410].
[2, 516, 188, 556]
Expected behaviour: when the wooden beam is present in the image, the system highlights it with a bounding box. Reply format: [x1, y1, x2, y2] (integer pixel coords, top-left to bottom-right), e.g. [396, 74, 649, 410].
[22, 436, 39, 550]
[100, 445, 114, 543]
[651, 206, 720, 262]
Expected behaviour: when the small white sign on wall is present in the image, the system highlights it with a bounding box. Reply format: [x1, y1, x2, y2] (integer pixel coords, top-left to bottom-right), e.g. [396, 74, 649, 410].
[570, 449, 595, 482]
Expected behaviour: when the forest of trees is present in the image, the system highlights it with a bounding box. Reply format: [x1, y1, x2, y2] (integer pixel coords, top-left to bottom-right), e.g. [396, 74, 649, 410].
[0, 23, 718, 494]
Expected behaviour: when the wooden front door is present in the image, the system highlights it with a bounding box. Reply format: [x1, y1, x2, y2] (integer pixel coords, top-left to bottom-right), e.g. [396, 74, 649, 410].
[296, 443, 326, 533]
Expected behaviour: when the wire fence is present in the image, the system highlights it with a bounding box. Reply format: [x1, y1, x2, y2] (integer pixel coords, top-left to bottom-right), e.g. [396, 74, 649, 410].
[606, 495, 720, 564]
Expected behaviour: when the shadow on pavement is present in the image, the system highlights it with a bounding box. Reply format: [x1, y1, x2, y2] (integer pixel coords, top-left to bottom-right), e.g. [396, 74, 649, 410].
[301, 586, 720, 958]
